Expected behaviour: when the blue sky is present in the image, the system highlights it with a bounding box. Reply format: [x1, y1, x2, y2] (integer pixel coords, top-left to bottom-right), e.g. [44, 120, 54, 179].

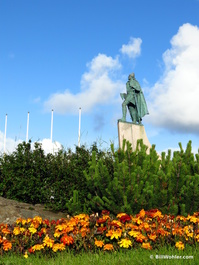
[1, 0, 199, 154]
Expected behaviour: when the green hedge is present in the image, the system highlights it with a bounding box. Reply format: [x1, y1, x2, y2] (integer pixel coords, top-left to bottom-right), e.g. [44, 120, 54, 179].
[0, 140, 199, 216]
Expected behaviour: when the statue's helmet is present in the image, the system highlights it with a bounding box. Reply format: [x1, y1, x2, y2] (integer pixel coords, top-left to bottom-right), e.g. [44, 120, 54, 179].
[128, 73, 135, 79]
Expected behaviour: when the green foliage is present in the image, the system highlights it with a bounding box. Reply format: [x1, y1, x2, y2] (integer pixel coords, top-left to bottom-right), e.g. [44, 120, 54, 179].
[0, 139, 199, 216]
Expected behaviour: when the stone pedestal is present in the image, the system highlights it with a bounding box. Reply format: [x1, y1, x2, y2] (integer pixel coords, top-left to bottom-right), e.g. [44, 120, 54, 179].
[118, 121, 151, 154]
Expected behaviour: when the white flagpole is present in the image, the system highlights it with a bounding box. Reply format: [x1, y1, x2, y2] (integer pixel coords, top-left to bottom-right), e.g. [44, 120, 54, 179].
[51, 109, 53, 144]
[4, 114, 7, 153]
[26, 112, 30, 143]
[78, 107, 81, 147]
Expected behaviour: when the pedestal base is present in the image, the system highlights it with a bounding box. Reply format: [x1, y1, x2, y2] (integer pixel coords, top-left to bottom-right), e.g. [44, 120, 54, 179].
[118, 121, 151, 154]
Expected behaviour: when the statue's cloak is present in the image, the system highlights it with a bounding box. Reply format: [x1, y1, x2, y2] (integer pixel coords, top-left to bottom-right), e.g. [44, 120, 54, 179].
[127, 78, 149, 121]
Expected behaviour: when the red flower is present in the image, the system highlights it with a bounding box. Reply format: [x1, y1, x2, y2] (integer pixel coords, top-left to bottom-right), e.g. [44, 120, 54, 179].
[119, 214, 131, 223]
[28, 247, 35, 254]
[43, 219, 50, 227]
[51, 220, 56, 225]
[96, 218, 107, 225]
[96, 227, 107, 234]
[101, 210, 110, 215]
[145, 209, 163, 218]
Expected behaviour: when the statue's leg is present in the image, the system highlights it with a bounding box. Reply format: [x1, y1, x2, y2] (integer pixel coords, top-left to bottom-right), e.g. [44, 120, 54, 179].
[130, 108, 137, 124]
[119, 101, 127, 122]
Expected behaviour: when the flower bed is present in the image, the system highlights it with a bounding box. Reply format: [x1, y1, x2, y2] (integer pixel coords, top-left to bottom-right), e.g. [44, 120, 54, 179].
[0, 209, 199, 258]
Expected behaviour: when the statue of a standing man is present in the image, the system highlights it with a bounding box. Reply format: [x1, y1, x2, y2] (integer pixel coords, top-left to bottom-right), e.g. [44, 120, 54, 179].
[120, 73, 149, 124]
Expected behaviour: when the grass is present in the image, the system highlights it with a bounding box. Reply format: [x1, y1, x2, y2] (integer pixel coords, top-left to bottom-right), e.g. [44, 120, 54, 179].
[0, 246, 198, 265]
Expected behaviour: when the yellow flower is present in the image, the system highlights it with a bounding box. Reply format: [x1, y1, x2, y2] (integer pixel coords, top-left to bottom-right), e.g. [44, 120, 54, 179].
[24, 251, 28, 259]
[55, 224, 68, 231]
[20, 227, 26, 233]
[128, 230, 141, 238]
[95, 239, 104, 248]
[184, 225, 193, 238]
[195, 234, 199, 242]
[32, 244, 45, 251]
[52, 243, 66, 252]
[136, 218, 143, 225]
[106, 229, 122, 240]
[13, 227, 21, 236]
[54, 230, 62, 238]
[116, 213, 127, 218]
[118, 238, 132, 248]
[141, 242, 152, 250]
[43, 235, 54, 248]
[175, 241, 185, 250]
[33, 216, 42, 224]
[74, 214, 89, 221]
[28, 227, 37, 234]
[110, 220, 122, 227]
[187, 215, 198, 223]
[103, 244, 114, 251]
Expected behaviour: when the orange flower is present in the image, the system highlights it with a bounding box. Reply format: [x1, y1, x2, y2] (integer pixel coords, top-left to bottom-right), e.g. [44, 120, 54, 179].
[139, 222, 150, 232]
[60, 234, 74, 245]
[80, 227, 90, 237]
[175, 241, 185, 250]
[103, 243, 114, 251]
[138, 209, 145, 218]
[3, 240, 12, 251]
[146, 209, 163, 219]
[148, 232, 157, 241]
[74, 214, 89, 221]
[95, 239, 104, 248]
[2, 227, 11, 235]
[141, 242, 152, 250]
[156, 228, 170, 237]
[135, 233, 147, 243]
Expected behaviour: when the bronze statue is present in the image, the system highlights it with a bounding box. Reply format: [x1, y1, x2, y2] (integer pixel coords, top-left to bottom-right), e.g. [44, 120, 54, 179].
[119, 73, 149, 124]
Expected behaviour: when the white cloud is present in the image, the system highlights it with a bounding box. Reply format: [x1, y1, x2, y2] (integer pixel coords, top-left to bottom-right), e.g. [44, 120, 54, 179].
[44, 53, 124, 114]
[0, 131, 62, 155]
[0, 131, 22, 155]
[148, 23, 199, 133]
[120, 37, 142, 58]
[37, 138, 62, 154]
